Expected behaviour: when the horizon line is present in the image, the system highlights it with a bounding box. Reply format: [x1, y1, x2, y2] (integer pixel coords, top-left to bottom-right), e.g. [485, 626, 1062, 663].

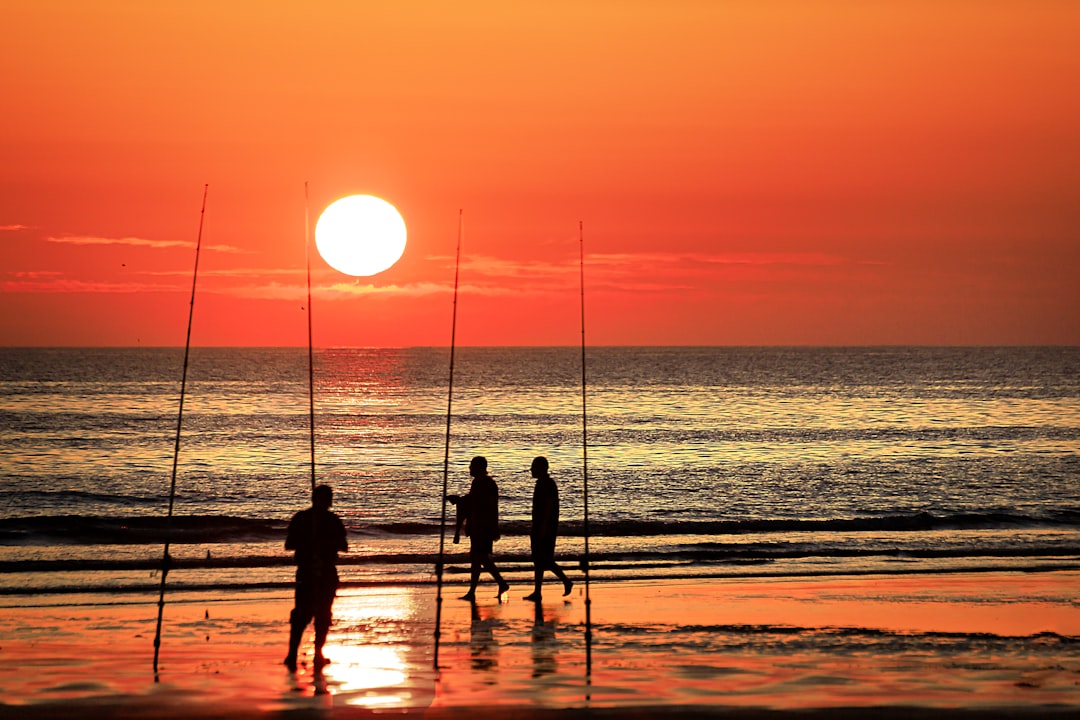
[2, 343, 1077, 350]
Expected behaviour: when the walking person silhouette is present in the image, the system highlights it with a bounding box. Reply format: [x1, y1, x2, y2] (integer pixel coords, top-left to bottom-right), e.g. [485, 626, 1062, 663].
[524, 456, 573, 601]
[448, 456, 509, 601]
[283, 484, 347, 671]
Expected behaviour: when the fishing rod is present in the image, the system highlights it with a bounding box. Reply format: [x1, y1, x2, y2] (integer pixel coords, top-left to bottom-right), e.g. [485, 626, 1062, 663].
[305, 182, 316, 498]
[579, 220, 593, 678]
[153, 183, 209, 680]
[433, 209, 463, 671]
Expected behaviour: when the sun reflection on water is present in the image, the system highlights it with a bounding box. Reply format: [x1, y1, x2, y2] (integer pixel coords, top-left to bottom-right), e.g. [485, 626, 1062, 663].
[315, 588, 432, 709]
[325, 645, 407, 694]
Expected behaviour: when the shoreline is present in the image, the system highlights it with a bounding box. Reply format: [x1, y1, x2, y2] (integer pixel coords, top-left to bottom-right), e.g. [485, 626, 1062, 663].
[5, 565, 1080, 602]
[3, 556, 1077, 600]
[1, 571, 1077, 717]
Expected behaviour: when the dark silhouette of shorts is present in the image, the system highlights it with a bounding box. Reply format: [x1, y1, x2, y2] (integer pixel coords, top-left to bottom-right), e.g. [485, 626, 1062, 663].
[531, 536, 556, 563]
[291, 578, 336, 630]
[470, 537, 494, 558]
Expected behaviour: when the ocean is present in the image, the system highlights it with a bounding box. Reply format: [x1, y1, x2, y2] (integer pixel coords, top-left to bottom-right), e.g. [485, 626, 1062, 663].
[1, 346, 1078, 598]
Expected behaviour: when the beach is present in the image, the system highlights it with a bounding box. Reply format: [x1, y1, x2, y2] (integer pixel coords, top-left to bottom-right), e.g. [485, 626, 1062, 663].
[2, 571, 1077, 718]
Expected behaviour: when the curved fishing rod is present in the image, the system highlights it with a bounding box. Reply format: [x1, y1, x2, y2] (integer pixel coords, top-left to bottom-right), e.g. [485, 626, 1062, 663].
[433, 209, 463, 671]
[153, 183, 209, 680]
[579, 220, 593, 678]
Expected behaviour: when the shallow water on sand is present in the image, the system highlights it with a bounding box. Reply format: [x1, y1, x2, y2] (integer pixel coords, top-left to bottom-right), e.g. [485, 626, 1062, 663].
[1, 574, 1077, 714]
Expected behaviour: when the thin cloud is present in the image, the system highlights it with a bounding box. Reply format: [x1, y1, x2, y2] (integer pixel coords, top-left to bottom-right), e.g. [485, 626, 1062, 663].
[5, 270, 63, 279]
[428, 254, 583, 293]
[462, 255, 571, 280]
[425, 253, 686, 294]
[432, 251, 857, 281]
[216, 281, 302, 301]
[143, 267, 301, 278]
[220, 280, 452, 301]
[320, 281, 449, 299]
[1, 224, 32, 232]
[3, 249, 869, 298]
[428, 253, 572, 278]
[46, 235, 249, 254]
[589, 251, 852, 268]
[578, 251, 869, 294]
[1, 276, 186, 294]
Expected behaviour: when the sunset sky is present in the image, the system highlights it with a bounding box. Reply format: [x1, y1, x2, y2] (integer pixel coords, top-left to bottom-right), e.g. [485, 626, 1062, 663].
[2, 1, 1078, 347]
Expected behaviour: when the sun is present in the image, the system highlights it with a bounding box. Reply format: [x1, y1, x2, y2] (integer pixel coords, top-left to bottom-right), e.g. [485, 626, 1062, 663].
[315, 195, 407, 277]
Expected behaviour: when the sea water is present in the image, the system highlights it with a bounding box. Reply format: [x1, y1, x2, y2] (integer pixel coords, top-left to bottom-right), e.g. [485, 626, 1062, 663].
[1, 346, 1078, 596]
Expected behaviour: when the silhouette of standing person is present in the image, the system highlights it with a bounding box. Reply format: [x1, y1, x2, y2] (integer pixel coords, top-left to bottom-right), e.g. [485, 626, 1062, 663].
[524, 456, 573, 601]
[284, 484, 347, 671]
[448, 456, 509, 601]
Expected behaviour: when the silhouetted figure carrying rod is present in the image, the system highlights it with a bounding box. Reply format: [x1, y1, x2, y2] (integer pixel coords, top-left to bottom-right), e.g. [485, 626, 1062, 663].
[284, 484, 347, 671]
[524, 456, 573, 601]
[447, 456, 509, 601]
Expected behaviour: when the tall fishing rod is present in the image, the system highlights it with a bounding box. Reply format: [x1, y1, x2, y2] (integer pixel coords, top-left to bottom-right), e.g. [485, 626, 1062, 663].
[153, 183, 209, 680]
[433, 209, 463, 671]
[579, 220, 593, 678]
[305, 182, 316, 497]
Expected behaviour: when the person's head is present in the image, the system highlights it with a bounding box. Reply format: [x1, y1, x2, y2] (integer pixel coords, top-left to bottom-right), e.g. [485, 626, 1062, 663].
[469, 456, 488, 477]
[530, 456, 549, 478]
[313, 484, 333, 510]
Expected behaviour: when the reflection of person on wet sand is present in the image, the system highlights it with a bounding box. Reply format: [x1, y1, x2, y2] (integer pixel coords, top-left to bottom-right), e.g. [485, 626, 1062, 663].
[283, 484, 347, 672]
[524, 456, 573, 601]
[447, 456, 509, 601]
[469, 601, 500, 672]
[531, 600, 558, 678]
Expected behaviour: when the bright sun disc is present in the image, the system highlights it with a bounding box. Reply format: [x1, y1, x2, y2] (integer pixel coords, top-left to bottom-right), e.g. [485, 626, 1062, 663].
[315, 195, 406, 277]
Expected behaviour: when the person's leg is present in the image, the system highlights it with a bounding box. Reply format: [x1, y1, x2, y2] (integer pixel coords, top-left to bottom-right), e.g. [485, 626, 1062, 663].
[286, 584, 314, 670]
[313, 615, 330, 668]
[482, 554, 509, 596]
[524, 561, 543, 601]
[524, 539, 543, 600]
[549, 559, 573, 596]
[313, 584, 335, 668]
[462, 555, 480, 600]
[285, 612, 306, 670]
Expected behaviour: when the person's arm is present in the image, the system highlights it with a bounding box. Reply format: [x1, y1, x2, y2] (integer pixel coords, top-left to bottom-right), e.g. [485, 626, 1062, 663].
[284, 513, 298, 550]
[491, 480, 501, 541]
[336, 516, 348, 552]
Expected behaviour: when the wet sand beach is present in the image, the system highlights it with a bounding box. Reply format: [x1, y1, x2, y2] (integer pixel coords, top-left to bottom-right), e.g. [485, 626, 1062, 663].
[1, 572, 1077, 718]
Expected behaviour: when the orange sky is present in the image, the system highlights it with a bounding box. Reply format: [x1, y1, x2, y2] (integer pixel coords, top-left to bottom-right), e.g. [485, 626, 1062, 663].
[2, 1, 1078, 346]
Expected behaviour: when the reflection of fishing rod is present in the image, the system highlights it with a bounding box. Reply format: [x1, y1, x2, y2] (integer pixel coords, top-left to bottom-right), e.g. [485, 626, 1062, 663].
[434, 209, 463, 671]
[578, 220, 593, 678]
[153, 184, 209, 680]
